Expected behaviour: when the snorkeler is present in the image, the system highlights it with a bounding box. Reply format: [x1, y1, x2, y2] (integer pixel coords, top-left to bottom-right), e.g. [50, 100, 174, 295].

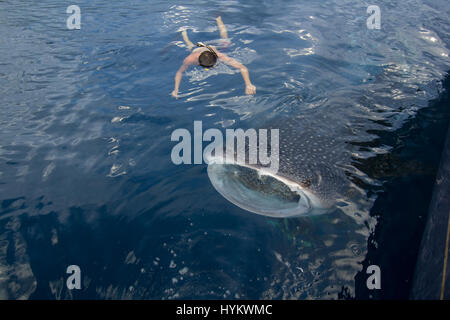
[171, 16, 256, 99]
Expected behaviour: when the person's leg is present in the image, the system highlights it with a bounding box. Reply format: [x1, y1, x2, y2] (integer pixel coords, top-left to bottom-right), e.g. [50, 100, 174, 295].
[216, 16, 231, 49]
[216, 16, 228, 39]
[181, 30, 194, 51]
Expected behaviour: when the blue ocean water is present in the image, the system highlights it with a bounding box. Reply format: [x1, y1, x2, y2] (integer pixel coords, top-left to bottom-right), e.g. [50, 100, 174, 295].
[0, 0, 449, 299]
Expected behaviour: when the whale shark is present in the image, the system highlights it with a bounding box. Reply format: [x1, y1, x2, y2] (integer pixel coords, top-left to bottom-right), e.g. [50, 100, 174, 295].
[206, 115, 354, 218]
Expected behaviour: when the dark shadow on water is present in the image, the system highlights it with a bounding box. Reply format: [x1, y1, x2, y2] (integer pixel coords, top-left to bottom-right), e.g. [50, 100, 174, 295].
[353, 71, 450, 299]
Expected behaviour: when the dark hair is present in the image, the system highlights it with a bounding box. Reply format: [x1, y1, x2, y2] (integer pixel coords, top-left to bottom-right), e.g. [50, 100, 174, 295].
[198, 51, 217, 68]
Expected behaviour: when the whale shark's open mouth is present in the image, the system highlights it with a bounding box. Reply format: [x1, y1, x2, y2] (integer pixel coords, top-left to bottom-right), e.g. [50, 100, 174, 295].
[206, 158, 325, 218]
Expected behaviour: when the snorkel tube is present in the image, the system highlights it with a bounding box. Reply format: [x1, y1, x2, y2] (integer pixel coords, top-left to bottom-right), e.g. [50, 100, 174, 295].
[196, 42, 218, 57]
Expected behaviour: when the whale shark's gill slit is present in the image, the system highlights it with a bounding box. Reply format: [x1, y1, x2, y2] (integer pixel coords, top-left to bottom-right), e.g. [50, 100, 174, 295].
[207, 161, 325, 218]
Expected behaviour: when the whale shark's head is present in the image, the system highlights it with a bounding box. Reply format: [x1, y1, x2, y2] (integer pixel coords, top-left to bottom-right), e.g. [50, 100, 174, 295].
[204, 119, 353, 218]
[206, 156, 329, 218]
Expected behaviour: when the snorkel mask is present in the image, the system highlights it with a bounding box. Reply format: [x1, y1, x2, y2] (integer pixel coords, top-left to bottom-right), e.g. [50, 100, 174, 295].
[197, 42, 218, 69]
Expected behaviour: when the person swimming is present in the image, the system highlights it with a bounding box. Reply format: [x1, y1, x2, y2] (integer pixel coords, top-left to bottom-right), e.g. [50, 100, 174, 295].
[171, 16, 256, 98]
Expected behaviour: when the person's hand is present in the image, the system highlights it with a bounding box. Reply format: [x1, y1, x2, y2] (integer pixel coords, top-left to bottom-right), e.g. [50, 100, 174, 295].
[245, 84, 256, 95]
[171, 90, 178, 99]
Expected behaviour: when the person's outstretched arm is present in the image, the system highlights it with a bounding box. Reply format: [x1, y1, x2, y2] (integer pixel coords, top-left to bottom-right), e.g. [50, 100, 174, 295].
[172, 59, 190, 98]
[218, 53, 256, 95]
